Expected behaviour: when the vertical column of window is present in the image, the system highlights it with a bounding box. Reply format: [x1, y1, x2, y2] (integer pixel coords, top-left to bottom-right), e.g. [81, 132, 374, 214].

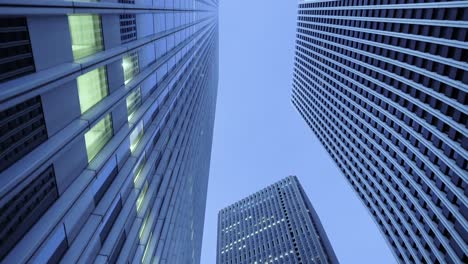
[0, 165, 58, 260]
[84, 114, 113, 162]
[118, 10, 137, 44]
[77, 67, 109, 114]
[0, 17, 35, 82]
[126, 87, 142, 121]
[122, 52, 139, 84]
[0, 96, 48, 172]
[68, 15, 103, 60]
[129, 121, 144, 153]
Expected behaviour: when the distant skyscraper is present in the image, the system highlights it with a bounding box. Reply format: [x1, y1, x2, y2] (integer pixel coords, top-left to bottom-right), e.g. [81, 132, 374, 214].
[292, 1, 467, 263]
[0, 0, 218, 263]
[217, 176, 338, 264]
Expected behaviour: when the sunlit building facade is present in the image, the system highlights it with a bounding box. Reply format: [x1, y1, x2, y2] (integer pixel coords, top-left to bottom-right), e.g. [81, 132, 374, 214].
[0, 0, 218, 263]
[292, 0, 467, 263]
[217, 176, 338, 264]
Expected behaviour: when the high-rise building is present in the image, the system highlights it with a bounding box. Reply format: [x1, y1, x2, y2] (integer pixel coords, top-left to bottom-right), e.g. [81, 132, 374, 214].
[292, 1, 467, 263]
[217, 176, 338, 264]
[0, 0, 218, 263]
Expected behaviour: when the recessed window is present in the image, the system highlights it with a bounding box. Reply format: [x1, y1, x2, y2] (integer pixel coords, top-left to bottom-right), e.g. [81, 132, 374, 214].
[77, 67, 108, 113]
[130, 121, 144, 153]
[0, 17, 35, 82]
[85, 114, 113, 162]
[122, 52, 139, 84]
[68, 15, 103, 60]
[136, 180, 148, 212]
[119, 13, 137, 43]
[126, 86, 142, 121]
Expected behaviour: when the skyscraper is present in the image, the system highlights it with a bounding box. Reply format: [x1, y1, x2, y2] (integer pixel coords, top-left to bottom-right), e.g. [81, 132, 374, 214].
[292, 1, 467, 263]
[0, 0, 218, 263]
[217, 176, 338, 264]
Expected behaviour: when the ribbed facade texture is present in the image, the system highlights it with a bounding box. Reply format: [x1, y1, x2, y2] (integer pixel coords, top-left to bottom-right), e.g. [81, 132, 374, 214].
[0, 0, 218, 263]
[217, 176, 338, 264]
[292, 1, 467, 263]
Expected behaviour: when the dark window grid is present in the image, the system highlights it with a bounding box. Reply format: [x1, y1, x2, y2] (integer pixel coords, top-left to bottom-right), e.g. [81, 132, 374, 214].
[294, 57, 466, 223]
[293, 91, 418, 263]
[301, 6, 466, 22]
[292, 80, 459, 262]
[0, 17, 36, 83]
[294, 48, 466, 188]
[297, 19, 468, 60]
[295, 35, 466, 144]
[294, 76, 466, 245]
[297, 23, 467, 86]
[297, 23, 468, 88]
[0, 96, 48, 172]
[0, 165, 58, 260]
[119, 14, 137, 44]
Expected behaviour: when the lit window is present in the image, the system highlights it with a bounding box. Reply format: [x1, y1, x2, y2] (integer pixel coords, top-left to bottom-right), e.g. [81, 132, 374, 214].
[68, 14, 103, 60]
[84, 114, 113, 162]
[122, 52, 139, 84]
[133, 153, 146, 184]
[139, 212, 149, 239]
[130, 121, 144, 153]
[77, 67, 108, 113]
[136, 180, 148, 211]
[126, 87, 142, 121]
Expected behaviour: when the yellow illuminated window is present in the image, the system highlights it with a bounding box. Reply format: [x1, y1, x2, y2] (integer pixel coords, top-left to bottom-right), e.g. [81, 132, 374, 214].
[122, 52, 139, 84]
[77, 67, 108, 113]
[84, 114, 113, 162]
[136, 181, 148, 212]
[126, 87, 142, 121]
[130, 121, 144, 153]
[68, 14, 103, 60]
[133, 153, 146, 184]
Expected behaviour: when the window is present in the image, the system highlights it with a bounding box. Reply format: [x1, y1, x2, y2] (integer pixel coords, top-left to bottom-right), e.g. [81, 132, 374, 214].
[85, 114, 113, 162]
[119, 14, 137, 44]
[122, 52, 139, 84]
[136, 180, 148, 212]
[130, 121, 144, 153]
[126, 87, 142, 121]
[68, 15, 103, 60]
[0, 165, 58, 260]
[77, 67, 108, 113]
[0, 96, 48, 172]
[0, 17, 35, 82]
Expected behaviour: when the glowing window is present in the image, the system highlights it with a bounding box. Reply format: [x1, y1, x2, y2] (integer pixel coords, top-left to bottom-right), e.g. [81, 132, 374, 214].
[130, 121, 144, 153]
[126, 87, 142, 121]
[68, 15, 103, 60]
[122, 52, 139, 84]
[77, 67, 108, 113]
[84, 114, 113, 162]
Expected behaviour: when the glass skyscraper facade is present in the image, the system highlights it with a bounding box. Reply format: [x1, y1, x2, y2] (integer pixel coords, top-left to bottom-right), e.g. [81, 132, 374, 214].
[0, 0, 218, 263]
[292, 1, 467, 263]
[217, 176, 338, 264]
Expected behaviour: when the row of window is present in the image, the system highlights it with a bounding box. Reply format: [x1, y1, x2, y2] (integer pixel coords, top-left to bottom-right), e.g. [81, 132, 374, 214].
[292, 58, 466, 262]
[300, 0, 454, 9]
[0, 13, 137, 84]
[299, 6, 466, 22]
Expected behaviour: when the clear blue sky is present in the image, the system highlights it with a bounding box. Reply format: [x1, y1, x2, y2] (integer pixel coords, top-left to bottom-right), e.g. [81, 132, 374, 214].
[201, 1, 396, 263]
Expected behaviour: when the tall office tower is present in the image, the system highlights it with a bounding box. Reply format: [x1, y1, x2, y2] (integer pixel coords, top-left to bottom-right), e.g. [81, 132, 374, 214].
[292, 0, 467, 263]
[0, 0, 218, 263]
[217, 176, 338, 264]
